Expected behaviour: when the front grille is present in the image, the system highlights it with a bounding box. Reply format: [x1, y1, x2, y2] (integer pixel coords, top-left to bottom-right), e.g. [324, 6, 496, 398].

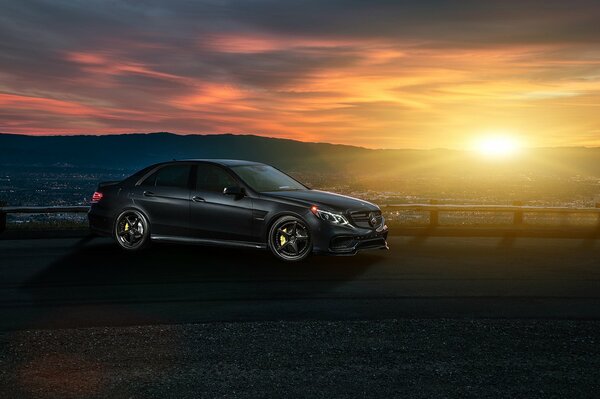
[349, 210, 383, 229]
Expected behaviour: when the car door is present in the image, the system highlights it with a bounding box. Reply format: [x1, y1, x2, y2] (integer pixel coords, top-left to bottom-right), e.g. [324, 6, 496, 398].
[189, 163, 255, 242]
[134, 164, 192, 236]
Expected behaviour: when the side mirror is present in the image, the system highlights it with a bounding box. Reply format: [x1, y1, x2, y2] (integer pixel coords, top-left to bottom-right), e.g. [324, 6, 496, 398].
[223, 186, 245, 196]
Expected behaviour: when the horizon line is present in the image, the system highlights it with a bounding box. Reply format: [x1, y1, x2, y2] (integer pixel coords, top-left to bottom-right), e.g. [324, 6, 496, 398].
[1, 131, 598, 151]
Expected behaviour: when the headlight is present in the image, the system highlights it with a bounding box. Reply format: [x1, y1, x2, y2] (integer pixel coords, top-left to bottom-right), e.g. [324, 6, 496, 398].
[310, 205, 351, 226]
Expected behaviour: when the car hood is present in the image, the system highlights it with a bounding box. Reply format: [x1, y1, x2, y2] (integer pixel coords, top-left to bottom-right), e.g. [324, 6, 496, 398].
[261, 189, 379, 212]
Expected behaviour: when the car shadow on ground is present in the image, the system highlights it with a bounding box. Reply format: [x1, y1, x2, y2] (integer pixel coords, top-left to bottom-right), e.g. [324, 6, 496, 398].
[15, 237, 386, 329]
[22, 237, 384, 287]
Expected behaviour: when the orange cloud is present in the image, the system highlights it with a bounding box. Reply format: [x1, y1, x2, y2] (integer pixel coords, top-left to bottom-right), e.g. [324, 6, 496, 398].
[1, 1, 600, 147]
[0, 93, 99, 116]
[201, 33, 366, 54]
[66, 52, 185, 82]
[2, 38, 600, 148]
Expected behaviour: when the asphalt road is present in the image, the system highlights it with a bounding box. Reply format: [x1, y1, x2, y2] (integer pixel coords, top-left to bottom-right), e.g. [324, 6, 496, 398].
[1, 235, 599, 331]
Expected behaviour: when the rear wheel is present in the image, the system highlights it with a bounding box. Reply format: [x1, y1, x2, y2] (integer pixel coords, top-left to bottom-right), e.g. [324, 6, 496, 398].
[114, 210, 149, 251]
[268, 216, 312, 262]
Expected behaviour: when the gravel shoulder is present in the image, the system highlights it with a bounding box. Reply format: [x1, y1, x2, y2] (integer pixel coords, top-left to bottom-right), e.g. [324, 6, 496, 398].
[1, 319, 599, 398]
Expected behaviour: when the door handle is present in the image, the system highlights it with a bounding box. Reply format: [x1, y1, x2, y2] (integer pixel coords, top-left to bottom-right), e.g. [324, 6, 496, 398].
[192, 196, 205, 202]
[143, 191, 155, 197]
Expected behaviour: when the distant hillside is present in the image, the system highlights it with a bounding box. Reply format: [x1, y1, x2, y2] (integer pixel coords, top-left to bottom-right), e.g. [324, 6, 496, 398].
[0, 132, 370, 172]
[2, 132, 600, 179]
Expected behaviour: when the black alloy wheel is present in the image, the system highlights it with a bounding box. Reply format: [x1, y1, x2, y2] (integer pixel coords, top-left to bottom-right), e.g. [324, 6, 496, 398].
[268, 216, 312, 262]
[114, 209, 149, 251]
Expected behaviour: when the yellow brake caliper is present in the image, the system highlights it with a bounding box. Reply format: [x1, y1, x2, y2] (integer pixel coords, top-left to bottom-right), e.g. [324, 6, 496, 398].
[124, 222, 129, 231]
[279, 228, 287, 246]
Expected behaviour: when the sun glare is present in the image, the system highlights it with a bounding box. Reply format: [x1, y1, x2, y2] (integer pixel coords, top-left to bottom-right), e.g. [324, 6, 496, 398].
[474, 136, 521, 158]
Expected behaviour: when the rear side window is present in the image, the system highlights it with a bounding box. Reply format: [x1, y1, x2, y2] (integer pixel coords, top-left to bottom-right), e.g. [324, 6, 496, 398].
[141, 165, 190, 188]
[196, 164, 237, 192]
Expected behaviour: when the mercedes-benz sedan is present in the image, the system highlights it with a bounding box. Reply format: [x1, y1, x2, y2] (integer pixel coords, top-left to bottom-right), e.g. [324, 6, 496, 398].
[89, 160, 388, 262]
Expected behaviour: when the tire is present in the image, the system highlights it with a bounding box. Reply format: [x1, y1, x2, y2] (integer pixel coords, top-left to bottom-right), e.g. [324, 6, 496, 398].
[268, 215, 312, 262]
[113, 209, 150, 251]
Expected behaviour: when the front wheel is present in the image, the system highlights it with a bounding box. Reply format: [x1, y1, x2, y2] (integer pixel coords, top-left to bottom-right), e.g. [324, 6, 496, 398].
[114, 209, 150, 251]
[268, 216, 312, 262]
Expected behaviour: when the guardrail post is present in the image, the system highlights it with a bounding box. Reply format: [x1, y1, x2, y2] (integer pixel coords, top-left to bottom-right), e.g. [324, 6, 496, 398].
[513, 201, 524, 225]
[0, 211, 6, 234]
[429, 199, 439, 227]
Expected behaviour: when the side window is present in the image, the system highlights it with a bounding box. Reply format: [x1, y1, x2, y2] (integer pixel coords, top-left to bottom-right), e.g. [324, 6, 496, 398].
[196, 164, 237, 192]
[141, 165, 190, 188]
[140, 171, 157, 186]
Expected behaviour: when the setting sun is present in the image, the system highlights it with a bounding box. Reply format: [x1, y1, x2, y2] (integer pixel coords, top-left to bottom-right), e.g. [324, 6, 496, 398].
[474, 136, 522, 158]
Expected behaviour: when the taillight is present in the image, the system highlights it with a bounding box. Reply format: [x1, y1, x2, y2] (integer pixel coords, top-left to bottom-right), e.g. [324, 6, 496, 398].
[91, 191, 103, 203]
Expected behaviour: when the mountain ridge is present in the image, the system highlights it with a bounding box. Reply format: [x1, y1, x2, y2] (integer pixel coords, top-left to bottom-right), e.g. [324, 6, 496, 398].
[2, 132, 600, 178]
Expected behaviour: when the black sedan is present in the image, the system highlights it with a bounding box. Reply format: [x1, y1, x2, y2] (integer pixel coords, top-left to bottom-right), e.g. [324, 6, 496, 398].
[89, 160, 388, 261]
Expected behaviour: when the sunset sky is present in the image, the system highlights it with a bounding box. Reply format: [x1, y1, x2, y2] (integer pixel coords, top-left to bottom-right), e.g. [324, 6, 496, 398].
[1, 0, 600, 149]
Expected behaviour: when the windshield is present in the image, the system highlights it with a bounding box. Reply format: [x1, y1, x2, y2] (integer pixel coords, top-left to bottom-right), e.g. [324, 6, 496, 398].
[231, 165, 307, 192]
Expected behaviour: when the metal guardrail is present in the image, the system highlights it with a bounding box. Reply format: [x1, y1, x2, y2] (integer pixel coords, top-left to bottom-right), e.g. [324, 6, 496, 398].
[381, 201, 600, 227]
[0, 206, 90, 233]
[0, 206, 90, 213]
[1, 202, 600, 233]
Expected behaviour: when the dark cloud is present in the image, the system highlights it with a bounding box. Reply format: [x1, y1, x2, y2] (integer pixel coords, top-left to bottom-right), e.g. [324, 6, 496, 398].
[225, 0, 600, 45]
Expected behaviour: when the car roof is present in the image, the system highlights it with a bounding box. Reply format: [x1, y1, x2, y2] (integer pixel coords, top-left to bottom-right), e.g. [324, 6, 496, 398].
[169, 159, 266, 167]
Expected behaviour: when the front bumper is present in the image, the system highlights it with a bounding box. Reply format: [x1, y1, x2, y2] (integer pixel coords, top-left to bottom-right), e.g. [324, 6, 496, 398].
[310, 218, 389, 256]
[328, 227, 389, 255]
